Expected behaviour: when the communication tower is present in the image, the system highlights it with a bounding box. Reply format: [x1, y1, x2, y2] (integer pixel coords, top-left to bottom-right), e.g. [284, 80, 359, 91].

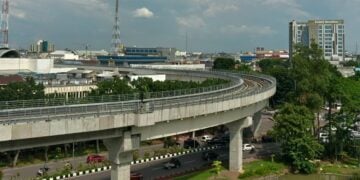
[1, 0, 9, 48]
[111, 0, 121, 55]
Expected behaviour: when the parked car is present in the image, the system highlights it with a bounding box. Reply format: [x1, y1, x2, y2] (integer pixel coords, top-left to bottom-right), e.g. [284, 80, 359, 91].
[201, 135, 213, 142]
[86, 154, 105, 164]
[163, 158, 181, 169]
[319, 132, 329, 143]
[37, 166, 49, 176]
[183, 139, 200, 149]
[131, 172, 144, 180]
[202, 151, 219, 161]
[207, 135, 229, 146]
[243, 144, 255, 151]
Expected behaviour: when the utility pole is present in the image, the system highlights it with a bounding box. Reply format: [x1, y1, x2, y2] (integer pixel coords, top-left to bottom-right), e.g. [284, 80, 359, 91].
[1, 0, 9, 48]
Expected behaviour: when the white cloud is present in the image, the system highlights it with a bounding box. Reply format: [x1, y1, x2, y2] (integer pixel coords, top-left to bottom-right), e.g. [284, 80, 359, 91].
[221, 25, 275, 36]
[259, 0, 310, 17]
[189, 0, 240, 16]
[177, 16, 205, 29]
[133, 7, 154, 18]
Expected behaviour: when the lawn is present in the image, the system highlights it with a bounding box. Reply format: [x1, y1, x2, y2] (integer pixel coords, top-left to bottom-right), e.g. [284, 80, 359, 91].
[321, 162, 360, 175]
[239, 160, 287, 179]
[175, 160, 286, 180]
[174, 168, 216, 180]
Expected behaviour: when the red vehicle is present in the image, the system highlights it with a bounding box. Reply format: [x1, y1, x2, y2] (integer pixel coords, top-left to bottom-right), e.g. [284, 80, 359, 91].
[131, 172, 143, 180]
[86, 154, 105, 164]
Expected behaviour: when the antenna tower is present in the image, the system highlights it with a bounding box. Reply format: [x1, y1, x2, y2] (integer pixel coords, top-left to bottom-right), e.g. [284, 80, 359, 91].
[111, 0, 121, 55]
[1, 0, 9, 48]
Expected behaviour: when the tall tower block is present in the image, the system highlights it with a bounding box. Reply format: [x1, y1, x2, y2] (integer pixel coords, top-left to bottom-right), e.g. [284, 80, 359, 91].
[1, 0, 9, 48]
[111, 0, 121, 55]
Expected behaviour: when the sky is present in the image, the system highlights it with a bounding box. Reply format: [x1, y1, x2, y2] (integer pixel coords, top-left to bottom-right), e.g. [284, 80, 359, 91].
[6, 0, 360, 53]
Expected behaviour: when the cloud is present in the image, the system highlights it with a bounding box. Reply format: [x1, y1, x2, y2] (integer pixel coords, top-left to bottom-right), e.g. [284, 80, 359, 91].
[221, 25, 275, 36]
[259, 0, 310, 17]
[189, 0, 240, 16]
[133, 7, 154, 18]
[177, 16, 206, 29]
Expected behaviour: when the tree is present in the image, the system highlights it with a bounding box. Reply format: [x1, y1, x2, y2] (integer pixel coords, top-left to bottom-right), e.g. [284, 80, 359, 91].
[213, 57, 236, 70]
[0, 77, 45, 101]
[273, 104, 323, 173]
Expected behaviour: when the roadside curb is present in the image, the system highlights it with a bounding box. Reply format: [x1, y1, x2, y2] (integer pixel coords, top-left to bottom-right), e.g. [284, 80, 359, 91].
[41, 146, 219, 180]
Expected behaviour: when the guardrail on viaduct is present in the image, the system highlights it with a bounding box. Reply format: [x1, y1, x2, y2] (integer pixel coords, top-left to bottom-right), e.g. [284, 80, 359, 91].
[0, 70, 276, 146]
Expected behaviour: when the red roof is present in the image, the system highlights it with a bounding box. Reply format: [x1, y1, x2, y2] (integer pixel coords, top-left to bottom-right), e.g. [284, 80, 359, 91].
[0, 75, 25, 85]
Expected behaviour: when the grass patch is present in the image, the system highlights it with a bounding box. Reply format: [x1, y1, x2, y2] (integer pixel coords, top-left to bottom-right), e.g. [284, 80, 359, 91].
[175, 166, 226, 180]
[321, 162, 360, 175]
[239, 160, 286, 179]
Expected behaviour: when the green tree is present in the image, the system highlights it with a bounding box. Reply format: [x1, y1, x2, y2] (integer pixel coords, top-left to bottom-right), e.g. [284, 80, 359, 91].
[90, 77, 133, 96]
[213, 57, 236, 70]
[273, 104, 323, 173]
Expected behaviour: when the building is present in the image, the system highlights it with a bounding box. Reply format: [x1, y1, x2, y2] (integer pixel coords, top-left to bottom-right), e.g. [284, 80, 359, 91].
[49, 50, 79, 60]
[97, 47, 175, 66]
[29, 40, 55, 53]
[289, 20, 345, 61]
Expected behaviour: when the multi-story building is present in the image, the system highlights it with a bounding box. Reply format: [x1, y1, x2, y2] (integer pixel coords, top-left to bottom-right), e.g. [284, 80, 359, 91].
[289, 20, 345, 61]
[29, 40, 55, 53]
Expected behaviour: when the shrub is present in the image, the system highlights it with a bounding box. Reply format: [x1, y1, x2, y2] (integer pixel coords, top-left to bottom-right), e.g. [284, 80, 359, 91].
[132, 151, 139, 161]
[144, 152, 151, 159]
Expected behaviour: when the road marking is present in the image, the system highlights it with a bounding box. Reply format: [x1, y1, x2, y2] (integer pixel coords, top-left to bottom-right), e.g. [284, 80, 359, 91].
[152, 167, 163, 171]
[219, 154, 227, 158]
[184, 160, 196, 164]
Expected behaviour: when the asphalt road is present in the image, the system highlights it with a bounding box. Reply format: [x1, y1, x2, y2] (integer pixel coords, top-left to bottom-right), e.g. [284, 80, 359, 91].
[72, 143, 280, 180]
[2, 143, 279, 180]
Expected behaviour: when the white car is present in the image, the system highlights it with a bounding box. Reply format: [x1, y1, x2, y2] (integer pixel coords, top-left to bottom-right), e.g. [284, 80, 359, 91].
[201, 135, 213, 142]
[243, 144, 255, 151]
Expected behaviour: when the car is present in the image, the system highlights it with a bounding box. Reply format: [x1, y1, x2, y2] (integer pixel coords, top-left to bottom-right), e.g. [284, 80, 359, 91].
[243, 144, 255, 151]
[163, 158, 181, 169]
[202, 151, 219, 161]
[37, 166, 49, 176]
[183, 139, 200, 149]
[86, 154, 105, 164]
[131, 172, 144, 180]
[207, 135, 229, 146]
[319, 132, 329, 143]
[201, 135, 213, 142]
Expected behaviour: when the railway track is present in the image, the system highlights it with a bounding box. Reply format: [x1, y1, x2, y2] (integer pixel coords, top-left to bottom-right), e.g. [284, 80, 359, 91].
[0, 72, 275, 124]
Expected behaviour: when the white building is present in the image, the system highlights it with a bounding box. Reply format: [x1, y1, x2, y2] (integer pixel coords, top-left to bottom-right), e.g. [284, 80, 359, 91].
[127, 74, 166, 82]
[289, 20, 345, 61]
[49, 50, 79, 60]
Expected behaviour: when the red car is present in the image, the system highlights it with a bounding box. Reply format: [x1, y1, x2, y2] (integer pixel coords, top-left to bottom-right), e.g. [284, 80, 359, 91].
[86, 154, 105, 164]
[131, 172, 143, 180]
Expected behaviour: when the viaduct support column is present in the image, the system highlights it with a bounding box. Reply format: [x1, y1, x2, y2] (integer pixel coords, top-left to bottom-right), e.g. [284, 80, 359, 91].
[103, 131, 140, 180]
[226, 116, 253, 173]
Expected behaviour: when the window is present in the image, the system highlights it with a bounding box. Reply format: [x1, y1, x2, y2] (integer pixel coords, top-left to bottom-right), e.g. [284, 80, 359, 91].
[325, 30, 332, 33]
[325, 25, 332, 29]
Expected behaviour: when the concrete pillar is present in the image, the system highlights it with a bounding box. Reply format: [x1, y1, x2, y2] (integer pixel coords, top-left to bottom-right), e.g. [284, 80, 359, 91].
[252, 111, 262, 138]
[226, 117, 253, 173]
[103, 131, 140, 180]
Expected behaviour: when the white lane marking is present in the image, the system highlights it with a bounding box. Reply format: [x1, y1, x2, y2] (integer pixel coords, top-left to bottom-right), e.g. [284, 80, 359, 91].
[219, 154, 227, 158]
[184, 160, 196, 164]
[152, 167, 164, 171]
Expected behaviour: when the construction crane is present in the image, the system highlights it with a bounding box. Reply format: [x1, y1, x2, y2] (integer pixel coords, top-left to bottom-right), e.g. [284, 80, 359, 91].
[1, 0, 9, 48]
[111, 0, 122, 55]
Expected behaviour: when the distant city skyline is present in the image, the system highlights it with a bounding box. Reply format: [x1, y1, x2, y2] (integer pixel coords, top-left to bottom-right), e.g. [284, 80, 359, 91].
[5, 0, 360, 53]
